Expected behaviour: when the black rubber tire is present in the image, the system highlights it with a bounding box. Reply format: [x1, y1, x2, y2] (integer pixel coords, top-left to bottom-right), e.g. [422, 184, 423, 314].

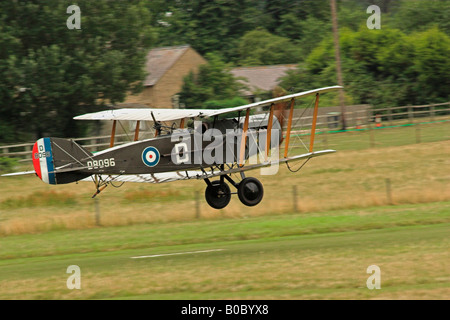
[205, 180, 231, 209]
[237, 177, 264, 207]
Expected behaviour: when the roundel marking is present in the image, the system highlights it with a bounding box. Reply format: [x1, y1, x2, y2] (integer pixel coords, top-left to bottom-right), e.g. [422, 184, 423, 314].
[142, 146, 160, 167]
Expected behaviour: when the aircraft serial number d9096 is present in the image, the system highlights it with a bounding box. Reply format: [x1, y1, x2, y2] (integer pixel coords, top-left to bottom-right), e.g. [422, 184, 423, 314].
[87, 158, 116, 170]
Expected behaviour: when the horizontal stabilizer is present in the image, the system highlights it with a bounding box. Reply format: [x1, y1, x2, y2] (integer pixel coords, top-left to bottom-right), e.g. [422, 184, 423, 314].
[1, 170, 36, 177]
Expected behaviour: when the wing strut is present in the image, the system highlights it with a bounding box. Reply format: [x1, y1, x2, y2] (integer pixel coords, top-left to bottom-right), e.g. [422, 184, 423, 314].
[110, 120, 117, 148]
[239, 108, 250, 166]
[283, 98, 296, 158]
[309, 93, 320, 153]
[265, 103, 275, 161]
[134, 121, 140, 141]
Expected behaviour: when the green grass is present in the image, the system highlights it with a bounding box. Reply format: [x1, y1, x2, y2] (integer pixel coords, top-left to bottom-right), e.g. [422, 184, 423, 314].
[291, 121, 450, 152]
[0, 201, 448, 260]
[0, 201, 448, 299]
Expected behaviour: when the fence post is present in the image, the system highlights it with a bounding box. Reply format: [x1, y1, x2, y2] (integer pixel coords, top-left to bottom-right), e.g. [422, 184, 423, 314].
[195, 190, 201, 219]
[293, 185, 298, 212]
[387, 106, 393, 126]
[408, 106, 414, 124]
[415, 122, 421, 144]
[369, 123, 375, 148]
[94, 198, 101, 226]
[385, 178, 393, 205]
[367, 108, 372, 125]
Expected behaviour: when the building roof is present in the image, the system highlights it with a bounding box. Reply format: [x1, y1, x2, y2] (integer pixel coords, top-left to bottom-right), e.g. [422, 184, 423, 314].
[143, 45, 191, 86]
[231, 64, 298, 96]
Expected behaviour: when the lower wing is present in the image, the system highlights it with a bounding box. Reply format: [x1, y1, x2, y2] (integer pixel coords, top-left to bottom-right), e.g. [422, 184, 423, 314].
[83, 149, 335, 184]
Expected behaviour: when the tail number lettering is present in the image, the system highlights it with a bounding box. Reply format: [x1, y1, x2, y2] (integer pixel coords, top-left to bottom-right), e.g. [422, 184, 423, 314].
[34, 151, 51, 159]
[87, 158, 115, 170]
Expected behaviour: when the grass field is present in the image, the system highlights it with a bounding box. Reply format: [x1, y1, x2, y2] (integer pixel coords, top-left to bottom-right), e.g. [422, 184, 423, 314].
[0, 122, 449, 300]
[0, 202, 448, 299]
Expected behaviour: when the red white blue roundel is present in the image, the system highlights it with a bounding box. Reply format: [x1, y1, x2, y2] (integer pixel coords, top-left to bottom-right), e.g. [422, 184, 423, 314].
[142, 146, 160, 167]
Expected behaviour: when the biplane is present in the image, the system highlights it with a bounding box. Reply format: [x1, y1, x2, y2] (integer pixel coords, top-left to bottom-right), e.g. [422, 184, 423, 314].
[2, 86, 342, 209]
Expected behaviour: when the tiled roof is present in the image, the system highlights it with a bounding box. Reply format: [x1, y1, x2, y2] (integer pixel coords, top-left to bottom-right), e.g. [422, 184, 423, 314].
[231, 64, 298, 95]
[143, 45, 191, 86]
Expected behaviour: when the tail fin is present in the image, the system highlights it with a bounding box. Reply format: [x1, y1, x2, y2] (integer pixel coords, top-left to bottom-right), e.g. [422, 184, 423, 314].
[32, 137, 92, 185]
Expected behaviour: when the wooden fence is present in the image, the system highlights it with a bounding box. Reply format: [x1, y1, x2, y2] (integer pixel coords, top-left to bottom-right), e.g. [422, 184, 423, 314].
[286, 101, 450, 130]
[0, 134, 132, 161]
[1, 101, 449, 161]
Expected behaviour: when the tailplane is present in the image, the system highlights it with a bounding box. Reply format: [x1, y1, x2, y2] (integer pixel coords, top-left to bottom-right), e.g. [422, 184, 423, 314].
[32, 137, 91, 185]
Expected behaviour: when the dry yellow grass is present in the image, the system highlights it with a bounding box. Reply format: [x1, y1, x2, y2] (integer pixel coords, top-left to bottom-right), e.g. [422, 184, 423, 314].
[0, 139, 449, 236]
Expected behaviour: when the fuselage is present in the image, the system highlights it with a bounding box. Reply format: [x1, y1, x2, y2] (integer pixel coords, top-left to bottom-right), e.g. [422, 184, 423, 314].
[81, 116, 281, 176]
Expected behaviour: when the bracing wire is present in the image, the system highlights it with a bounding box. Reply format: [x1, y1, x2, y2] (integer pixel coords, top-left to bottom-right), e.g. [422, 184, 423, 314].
[284, 96, 318, 173]
[286, 157, 311, 173]
[286, 96, 315, 157]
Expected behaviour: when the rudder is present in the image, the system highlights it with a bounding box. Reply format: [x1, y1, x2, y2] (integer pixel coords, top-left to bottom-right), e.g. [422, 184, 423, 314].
[32, 137, 92, 185]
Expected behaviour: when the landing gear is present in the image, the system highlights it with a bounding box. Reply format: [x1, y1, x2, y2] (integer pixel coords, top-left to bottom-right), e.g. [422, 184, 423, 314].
[237, 177, 264, 207]
[204, 175, 264, 209]
[205, 180, 231, 209]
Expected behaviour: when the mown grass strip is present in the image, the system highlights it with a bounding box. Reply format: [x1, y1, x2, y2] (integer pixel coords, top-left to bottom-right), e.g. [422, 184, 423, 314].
[0, 201, 448, 260]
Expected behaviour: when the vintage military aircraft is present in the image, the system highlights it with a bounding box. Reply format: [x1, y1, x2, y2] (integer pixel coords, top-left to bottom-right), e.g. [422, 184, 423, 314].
[2, 86, 342, 209]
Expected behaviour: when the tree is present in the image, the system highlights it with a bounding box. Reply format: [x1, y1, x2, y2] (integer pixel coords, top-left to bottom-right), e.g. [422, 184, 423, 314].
[179, 53, 245, 108]
[154, 0, 262, 62]
[0, 0, 156, 140]
[237, 28, 302, 66]
[411, 27, 450, 103]
[280, 26, 450, 108]
[263, 0, 330, 35]
[390, 0, 450, 34]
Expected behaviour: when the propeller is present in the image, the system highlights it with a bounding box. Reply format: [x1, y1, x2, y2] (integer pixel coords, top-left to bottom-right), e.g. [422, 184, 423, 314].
[151, 111, 162, 136]
[151, 111, 176, 135]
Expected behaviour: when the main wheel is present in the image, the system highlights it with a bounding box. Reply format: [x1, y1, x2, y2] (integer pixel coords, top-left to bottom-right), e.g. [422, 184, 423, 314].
[205, 180, 231, 209]
[237, 177, 264, 207]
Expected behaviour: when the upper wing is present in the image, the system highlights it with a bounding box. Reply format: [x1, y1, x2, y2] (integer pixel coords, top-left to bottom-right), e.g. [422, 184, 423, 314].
[74, 86, 343, 122]
[73, 108, 211, 122]
[205, 86, 342, 118]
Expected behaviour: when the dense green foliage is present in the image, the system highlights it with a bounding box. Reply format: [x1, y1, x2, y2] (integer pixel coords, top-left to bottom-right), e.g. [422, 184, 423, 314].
[172, 0, 450, 109]
[0, 0, 155, 140]
[0, 0, 449, 141]
[0, 157, 18, 173]
[179, 53, 246, 108]
[281, 26, 450, 108]
[237, 28, 302, 66]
